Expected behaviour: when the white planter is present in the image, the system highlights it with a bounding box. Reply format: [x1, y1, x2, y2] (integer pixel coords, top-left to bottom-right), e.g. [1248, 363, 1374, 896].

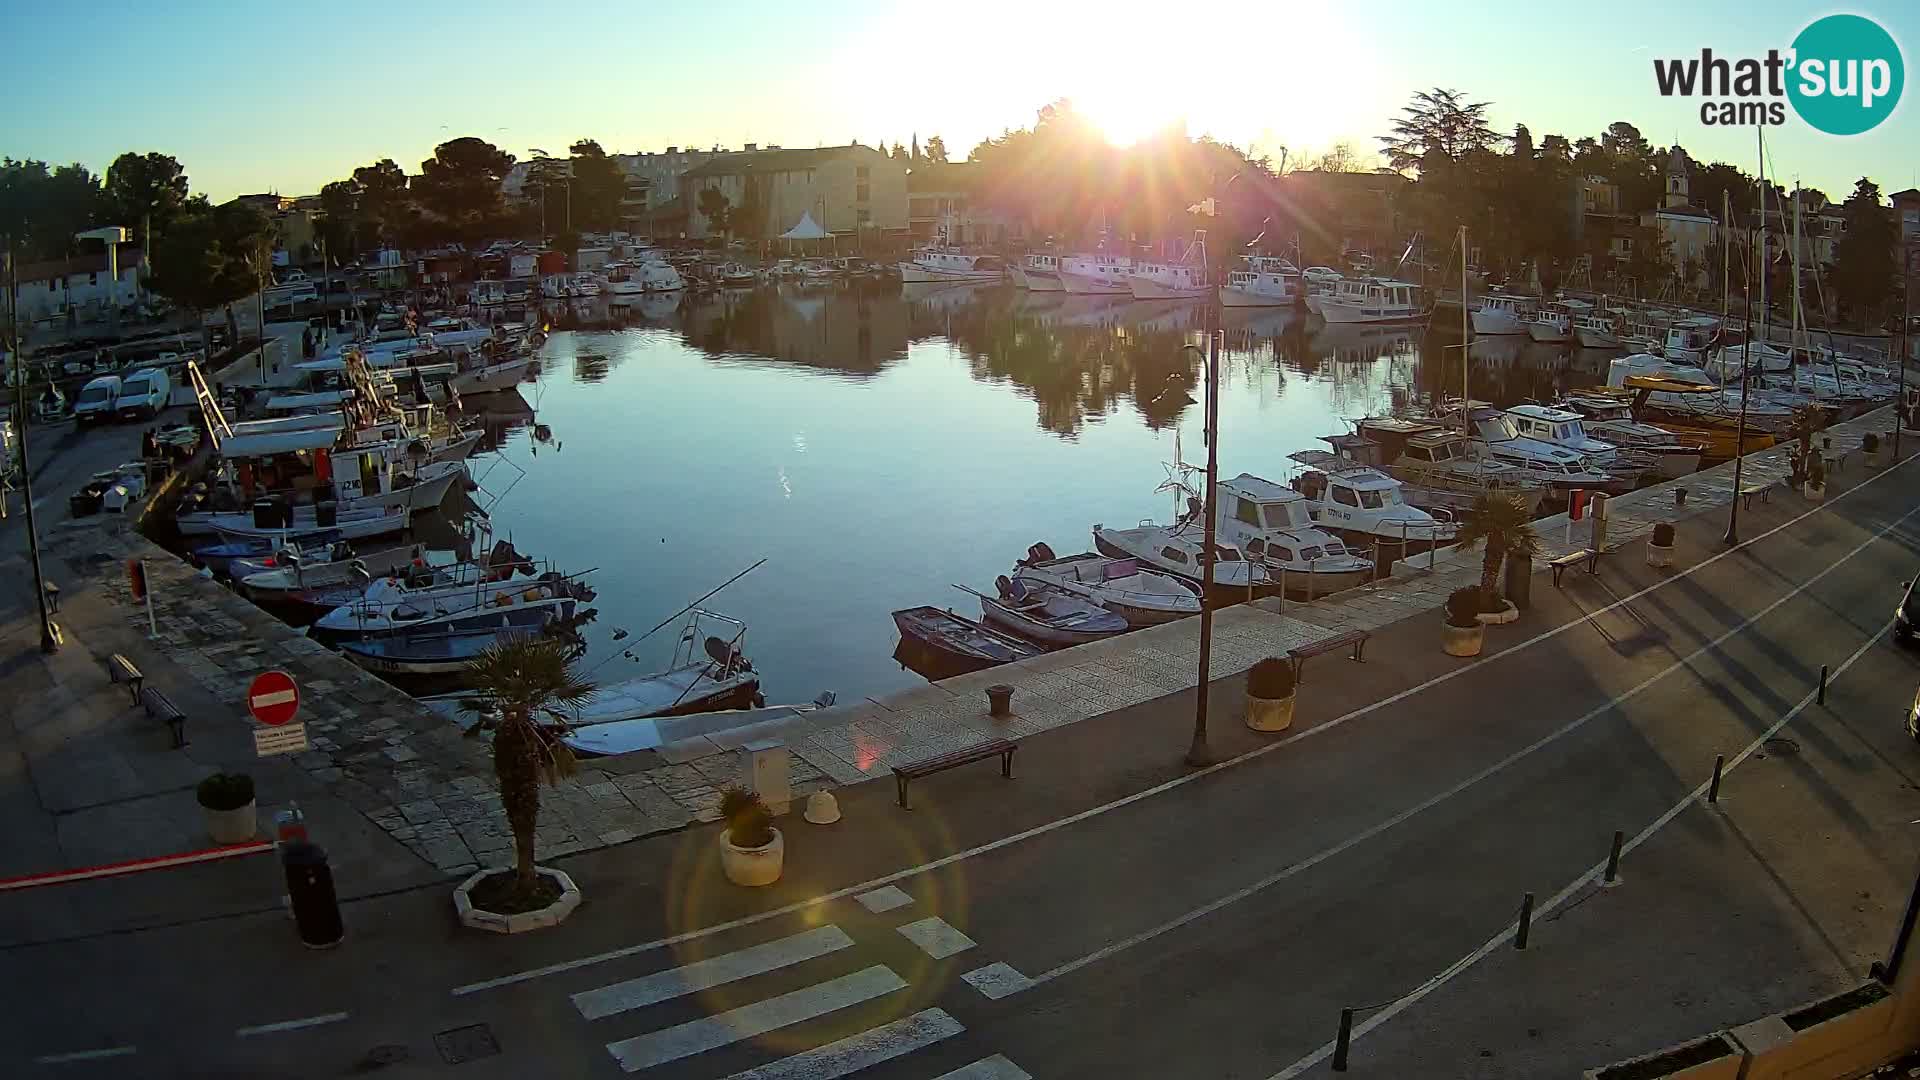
[453, 866, 582, 934]
[1476, 600, 1518, 625]
[1646, 543, 1674, 568]
[720, 826, 785, 887]
[1804, 482, 1826, 502]
[203, 800, 257, 844]
[1245, 692, 1296, 732]
[1442, 621, 1484, 657]
[1868, 448, 1889, 469]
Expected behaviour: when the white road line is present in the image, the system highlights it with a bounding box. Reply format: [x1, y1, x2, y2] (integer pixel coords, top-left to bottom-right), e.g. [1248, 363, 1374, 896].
[854, 885, 914, 913]
[605, 964, 906, 1073]
[234, 1012, 350, 1038]
[573, 926, 855, 1021]
[937, 1055, 1035, 1080]
[961, 962, 1034, 1000]
[450, 454, 1914, 997]
[897, 916, 977, 959]
[31, 1046, 137, 1064]
[722, 1007, 963, 1080]
[1015, 504, 1919, 993]
[1265, 617, 1895, 1080]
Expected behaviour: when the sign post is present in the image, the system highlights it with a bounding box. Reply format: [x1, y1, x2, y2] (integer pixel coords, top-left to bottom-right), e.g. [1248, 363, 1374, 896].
[128, 558, 156, 639]
[1566, 489, 1587, 548]
[247, 670, 307, 756]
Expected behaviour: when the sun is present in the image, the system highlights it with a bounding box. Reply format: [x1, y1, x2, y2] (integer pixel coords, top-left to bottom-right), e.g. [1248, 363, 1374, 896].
[1078, 92, 1188, 148]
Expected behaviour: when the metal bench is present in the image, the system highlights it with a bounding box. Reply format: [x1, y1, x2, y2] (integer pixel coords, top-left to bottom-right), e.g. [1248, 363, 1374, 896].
[139, 686, 188, 748]
[893, 738, 1015, 809]
[107, 653, 144, 704]
[1739, 483, 1772, 510]
[1287, 630, 1370, 683]
[1549, 549, 1600, 587]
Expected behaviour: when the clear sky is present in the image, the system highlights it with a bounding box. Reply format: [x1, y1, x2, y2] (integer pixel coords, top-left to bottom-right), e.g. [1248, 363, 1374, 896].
[3, 0, 1914, 203]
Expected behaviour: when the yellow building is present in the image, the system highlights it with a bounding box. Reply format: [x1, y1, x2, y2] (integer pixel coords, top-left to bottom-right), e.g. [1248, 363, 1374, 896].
[679, 144, 907, 243]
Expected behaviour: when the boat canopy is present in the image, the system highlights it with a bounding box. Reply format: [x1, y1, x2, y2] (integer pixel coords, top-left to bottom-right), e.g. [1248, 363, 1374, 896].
[781, 211, 831, 240]
[221, 425, 340, 458]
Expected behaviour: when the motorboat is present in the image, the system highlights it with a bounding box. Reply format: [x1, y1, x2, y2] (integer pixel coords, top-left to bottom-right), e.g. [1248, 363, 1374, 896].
[1471, 295, 1534, 336]
[1609, 376, 1779, 463]
[1452, 405, 1625, 494]
[554, 611, 763, 724]
[1573, 310, 1623, 349]
[600, 259, 686, 296]
[235, 539, 428, 608]
[337, 605, 580, 680]
[1092, 520, 1269, 600]
[310, 562, 582, 642]
[1209, 474, 1376, 597]
[892, 606, 1041, 675]
[1307, 275, 1363, 317]
[1127, 233, 1210, 300]
[1554, 392, 1706, 479]
[1284, 454, 1459, 548]
[1019, 252, 1064, 292]
[969, 576, 1130, 648]
[1527, 299, 1592, 343]
[1220, 258, 1301, 308]
[1057, 252, 1133, 295]
[204, 504, 409, 543]
[1503, 404, 1649, 485]
[1012, 543, 1201, 627]
[192, 529, 343, 578]
[559, 697, 835, 759]
[1344, 420, 1548, 517]
[897, 248, 1004, 283]
[1318, 278, 1425, 324]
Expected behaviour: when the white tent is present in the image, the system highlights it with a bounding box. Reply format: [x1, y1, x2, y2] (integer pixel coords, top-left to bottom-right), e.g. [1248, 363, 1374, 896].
[780, 211, 831, 241]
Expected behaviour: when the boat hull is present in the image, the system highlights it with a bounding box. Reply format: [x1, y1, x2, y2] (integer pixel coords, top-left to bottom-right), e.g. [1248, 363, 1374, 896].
[451, 358, 532, 395]
[897, 263, 1002, 283]
[1319, 301, 1424, 325]
[1127, 277, 1209, 301]
[1527, 324, 1571, 343]
[979, 599, 1128, 648]
[1058, 270, 1130, 295]
[1026, 270, 1064, 292]
[1575, 329, 1622, 349]
[1472, 310, 1528, 335]
[1219, 286, 1294, 308]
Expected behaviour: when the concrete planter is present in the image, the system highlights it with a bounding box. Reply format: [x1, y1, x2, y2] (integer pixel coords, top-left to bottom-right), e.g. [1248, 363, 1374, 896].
[453, 866, 582, 934]
[720, 826, 784, 887]
[203, 800, 257, 845]
[1476, 600, 1518, 625]
[1733, 983, 1895, 1080]
[1868, 448, 1890, 469]
[1803, 482, 1826, 502]
[1582, 1032, 1743, 1080]
[1646, 542, 1674, 569]
[1442, 621, 1484, 657]
[1245, 692, 1296, 733]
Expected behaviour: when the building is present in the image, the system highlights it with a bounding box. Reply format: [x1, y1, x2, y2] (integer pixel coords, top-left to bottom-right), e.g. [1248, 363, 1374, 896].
[1638, 147, 1717, 287]
[501, 147, 715, 232]
[679, 144, 908, 243]
[1578, 175, 1636, 275]
[8, 243, 144, 324]
[908, 162, 1026, 246]
[230, 193, 292, 216]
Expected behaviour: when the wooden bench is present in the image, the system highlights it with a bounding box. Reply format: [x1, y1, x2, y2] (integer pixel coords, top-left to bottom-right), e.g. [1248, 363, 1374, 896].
[107, 653, 144, 704]
[1739, 483, 1772, 510]
[139, 686, 188, 748]
[1549, 549, 1600, 587]
[1287, 630, 1370, 683]
[893, 738, 1015, 809]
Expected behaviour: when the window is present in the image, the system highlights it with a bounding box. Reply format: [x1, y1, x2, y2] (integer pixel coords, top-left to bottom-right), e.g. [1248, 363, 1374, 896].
[1263, 504, 1295, 529]
[89, 272, 98, 286]
[1244, 538, 1265, 557]
[1332, 485, 1361, 507]
[1324, 540, 1346, 555]
[857, 165, 869, 179]
[1360, 489, 1385, 509]
[1270, 546, 1295, 562]
[1214, 546, 1241, 562]
[1300, 546, 1324, 560]
[1161, 546, 1188, 564]
[1405, 447, 1431, 462]
[1234, 497, 1261, 526]
[856, 183, 870, 203]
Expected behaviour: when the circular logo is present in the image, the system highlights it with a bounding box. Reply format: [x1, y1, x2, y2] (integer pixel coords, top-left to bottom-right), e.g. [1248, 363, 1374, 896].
[1787, 14, 1904, 135]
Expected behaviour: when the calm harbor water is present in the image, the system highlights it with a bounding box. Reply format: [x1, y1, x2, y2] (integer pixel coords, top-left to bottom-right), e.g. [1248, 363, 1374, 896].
[470, 283, 1608, 705]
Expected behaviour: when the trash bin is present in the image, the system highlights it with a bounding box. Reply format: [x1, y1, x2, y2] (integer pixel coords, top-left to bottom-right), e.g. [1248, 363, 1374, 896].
[1504, 554, 1532, 612]
[282, 841, 344, 948]
[252, 498, 279, 529]
[315, 500, 337, 528]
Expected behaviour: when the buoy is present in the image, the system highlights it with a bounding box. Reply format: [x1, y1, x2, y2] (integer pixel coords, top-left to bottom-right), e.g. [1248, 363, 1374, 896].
[804, 791, 841, 825]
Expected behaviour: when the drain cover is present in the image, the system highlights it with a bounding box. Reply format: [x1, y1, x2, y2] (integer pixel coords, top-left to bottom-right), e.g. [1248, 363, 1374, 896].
[434, 1023, 500, 1065]
[1763, 737, 1801, 757]
[352, 1045, 410, 1072]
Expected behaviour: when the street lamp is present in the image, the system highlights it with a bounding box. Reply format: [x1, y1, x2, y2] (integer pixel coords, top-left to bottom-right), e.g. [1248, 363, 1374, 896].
[1724, 221, 1759, 546]
[4, 240, 60, 653]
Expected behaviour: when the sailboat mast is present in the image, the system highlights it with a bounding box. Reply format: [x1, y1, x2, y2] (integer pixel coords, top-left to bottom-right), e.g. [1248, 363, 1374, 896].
[1460, 224, 1469, 407]
[1756, 126, 1768, 346]
[1721, 190, 1731, 320]
[1792, 182, 1804, 393]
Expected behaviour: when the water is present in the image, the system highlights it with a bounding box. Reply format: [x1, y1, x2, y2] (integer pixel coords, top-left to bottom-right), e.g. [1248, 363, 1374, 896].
[470, 283, 1606, 705]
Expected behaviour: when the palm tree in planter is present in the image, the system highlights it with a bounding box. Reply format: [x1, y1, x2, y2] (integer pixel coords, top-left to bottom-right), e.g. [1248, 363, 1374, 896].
[455, 636, 596, 929]
[1454, 491, 1542, 624]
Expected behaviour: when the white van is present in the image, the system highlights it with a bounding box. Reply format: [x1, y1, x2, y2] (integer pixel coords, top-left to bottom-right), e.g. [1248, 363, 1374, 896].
[116, 368, 171, 420]
[72, 375, 122, 425]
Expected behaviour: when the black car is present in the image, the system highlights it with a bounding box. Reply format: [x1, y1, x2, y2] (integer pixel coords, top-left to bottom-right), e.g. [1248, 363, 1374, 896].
[1898, 578, 1918, 643]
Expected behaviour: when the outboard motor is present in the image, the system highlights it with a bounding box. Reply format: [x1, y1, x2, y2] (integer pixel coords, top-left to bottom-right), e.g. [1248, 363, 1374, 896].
[703, 635, 751, 674]
[1025, 542, 1057, 565]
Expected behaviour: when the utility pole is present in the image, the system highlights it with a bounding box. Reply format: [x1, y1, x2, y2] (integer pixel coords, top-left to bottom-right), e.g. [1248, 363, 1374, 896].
[1899, 243, 1911, 462]
[1187, 174, 1240, 769]
[6, 240, 61, 653]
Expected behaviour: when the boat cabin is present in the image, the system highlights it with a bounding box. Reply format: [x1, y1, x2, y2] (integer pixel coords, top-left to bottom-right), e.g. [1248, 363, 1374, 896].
[1215, 474, 1353, 564]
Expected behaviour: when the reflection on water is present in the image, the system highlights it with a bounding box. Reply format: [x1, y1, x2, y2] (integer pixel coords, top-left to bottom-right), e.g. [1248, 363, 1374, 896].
[469, 284, 1608, 704]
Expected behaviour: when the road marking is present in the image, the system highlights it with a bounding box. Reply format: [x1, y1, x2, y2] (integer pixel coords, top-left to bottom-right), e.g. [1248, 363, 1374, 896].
[854, 885, 914, 913]
[235, 1012, 349, 1038]
[605, 965, 906, 1073]
[961, 962, 1034, 1000]
[722, 1007, 963, 1079]
[897, 916, 976, 959]
[573, 926, 855, 1020]
[0, 840, 275, 892]
[937, 1055, 1035, 1080]
[450, 452, 1913, 997]
[31, 1047, 137, 1064]
[1265, 617, 1895, 1079]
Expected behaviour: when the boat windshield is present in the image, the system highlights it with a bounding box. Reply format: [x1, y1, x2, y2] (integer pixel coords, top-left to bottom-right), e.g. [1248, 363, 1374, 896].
[1213, 546, 1241, 562]
[1558, 422, 1585, 442]
[1359, 488, 1386, 509]
[1263, 503, 1304, 529]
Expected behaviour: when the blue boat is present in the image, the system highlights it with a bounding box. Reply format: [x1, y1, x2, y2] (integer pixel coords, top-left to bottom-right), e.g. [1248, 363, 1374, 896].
[335, 605, 575, 679]
[192, 529, 343, 578]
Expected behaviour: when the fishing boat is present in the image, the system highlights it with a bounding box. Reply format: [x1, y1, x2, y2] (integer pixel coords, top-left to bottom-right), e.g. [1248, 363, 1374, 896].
[174, 424, 467, 536]
[1284, 453, 1459, 548]
[1527, 299, 1592, 343]
[897, 247, 1005, 283]
[1126, 233, 1210, 300]
[1057, 252, 1133, 295]
[205, 504, 409, 544]
[192, 529, 343, 578]
[559, 611, 763, 724]
[309, 564, 585, 643]
[1447, 405, 1625, 494]
[966, 577, 1130, 648]
[337, 605, 578, 680]
[1012, 543, 1201, 627]
[1471, 295, 1534, 336]
[1208, 474, 1377, 597]
[1317, 278, 1425, 324]
[1018, 252, 1064, 292]
[1219, 256, 1301, 308]
[891, 606, 1042, 675]
[1093, 521, 1269, 601]
[1503, 404, 1650, 486]
[1573, 310, 1623, 349]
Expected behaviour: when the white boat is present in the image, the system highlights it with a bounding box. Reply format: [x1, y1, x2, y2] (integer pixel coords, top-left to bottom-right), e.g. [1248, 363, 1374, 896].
[971, 577, 1130, 648]
[1020, 252, 1064, 292]
[1058, 252, 1134, 295]
[1573, 310, 1623, 349]
[1606, 353, 1797, 433]
[472, 280, 508, 306]
[1453, 405, 1625, 493]
[1471, 295, 1534, 336]
[1127, 233, 1210, 300]
[1342, 421, 1549, 518]
[897, 248, 1004, 283]
[560, 699, 833, 759]
[1527, 299, 1592, 343]
[1555, 392, 1705, 479]
[205, 504, 410, 543]
[555, 611, 761, 725]
[177, 421, 468, 535]
[1092, 521, 1268, 598]
[311, 568, 591, 641]
[1318, 278, 1425, 324]
[1503, 404, 1649, 485]
[449, 356, 533, 395]
[1283, 454, 1458, 547]
[236, 539, 428, 603]
[1012, 543, 1201, 627]
[1219, 264, 1300, 308]
[1210, 474, 1377, 597]
[600, 259, 687, 296]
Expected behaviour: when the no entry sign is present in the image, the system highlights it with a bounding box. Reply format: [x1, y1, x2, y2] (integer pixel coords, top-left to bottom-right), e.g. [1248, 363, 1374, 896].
[247, 670, 300, 726]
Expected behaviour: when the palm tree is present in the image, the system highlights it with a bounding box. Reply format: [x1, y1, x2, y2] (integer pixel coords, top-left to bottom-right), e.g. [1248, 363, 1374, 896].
[461, 637, 596, 898]
[1454, 491, 1542, 607]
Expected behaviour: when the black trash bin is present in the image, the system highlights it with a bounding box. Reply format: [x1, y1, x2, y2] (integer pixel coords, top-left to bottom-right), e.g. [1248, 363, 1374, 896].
[1504, 553, 1533, 612]
[315, 500, 337, 528]
[282, 841, 344, 948]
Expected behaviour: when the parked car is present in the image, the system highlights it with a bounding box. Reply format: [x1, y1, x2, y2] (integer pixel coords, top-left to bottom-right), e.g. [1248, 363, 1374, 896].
[1302, 266, 1343, 284]
[1896, 578, 1918, 644]
[116, 368, 170, 420]
[72, 375, 122, 426]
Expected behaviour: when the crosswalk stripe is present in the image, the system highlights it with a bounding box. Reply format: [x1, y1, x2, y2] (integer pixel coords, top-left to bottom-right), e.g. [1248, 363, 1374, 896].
[606, 965, 907, 1073]
[896, 916, 976, 959]
[936, 1055, 1033, 1080]
[721, 1007, 963, 1080]
[575, 926, 856, 1020]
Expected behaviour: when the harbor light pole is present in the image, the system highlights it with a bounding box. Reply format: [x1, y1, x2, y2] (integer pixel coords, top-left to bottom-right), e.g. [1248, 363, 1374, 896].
[1724, 220, 1758, 546]
[1898, 242, 1912, 463]
[5, 241, 60, 653]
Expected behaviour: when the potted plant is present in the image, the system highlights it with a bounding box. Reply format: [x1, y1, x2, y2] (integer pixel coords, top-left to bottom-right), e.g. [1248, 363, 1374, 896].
[1244, 657, 1297, 732]
[1456, 491, 1540, 625]
[1804, 454, 1827, 501]
[1862, 431, 1885, 468]
[719, 787, 784, 887]
[1646, 522, 1676, 568]
[1442, 587, 1485, 657]
[451, 637, 595, 933]
[197, 772, 257, 844]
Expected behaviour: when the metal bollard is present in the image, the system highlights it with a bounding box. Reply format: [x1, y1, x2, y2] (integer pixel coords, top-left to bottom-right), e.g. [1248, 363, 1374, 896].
[1708, 754, 1725, 804]
[1332, 1008, 1355, 1072]
[1818, 664, 1829, 704]
[1514, 892, 1534, 949]
[1604, 830, 1624, 885]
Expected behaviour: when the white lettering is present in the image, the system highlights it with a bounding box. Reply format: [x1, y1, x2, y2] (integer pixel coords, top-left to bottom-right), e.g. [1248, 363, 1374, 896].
[1864, 59, 1892, 108]
[1831, 58, 1858, 98]
[1800, 57, 1827, 96]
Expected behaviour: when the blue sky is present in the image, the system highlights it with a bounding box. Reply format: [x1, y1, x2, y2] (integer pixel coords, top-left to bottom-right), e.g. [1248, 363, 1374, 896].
[2, 0, 1914, 202]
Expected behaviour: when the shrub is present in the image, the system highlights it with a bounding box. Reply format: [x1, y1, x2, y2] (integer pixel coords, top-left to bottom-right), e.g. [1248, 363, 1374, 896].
[720, 786, 774, 848]
[1445, 587, 1484, 629]
[1651, 522, 1675, 547]
[1862, 432, 1880, 453]
[1247, 657, 1296, 699]
[196, 772, 254, 811]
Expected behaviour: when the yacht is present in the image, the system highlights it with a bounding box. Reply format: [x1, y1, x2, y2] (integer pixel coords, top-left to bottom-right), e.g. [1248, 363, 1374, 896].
[1318, 279, 1425, 324]
[1527, 299, 1592, 343]
[897, 248, 1005, 283]
[1284, 453, 1458, 548]
[1127, 233, 1210, 300]
[1555, 392, 1706, 479]
[1058, 252, 1134, 295]
[1211, 474, 1376, 597]
[1220, 257, 1301, 307]
[1471, 295, 1534, 336]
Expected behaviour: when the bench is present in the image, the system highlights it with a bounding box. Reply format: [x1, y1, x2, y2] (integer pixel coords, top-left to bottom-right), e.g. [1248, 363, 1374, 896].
[1287, 630, 1370, 683]
[893, 738, 1015, 809]
[1549, 549, 1600, 587]
[1739, 483, 1772, 510]
[139, 686, 188, 748]
[107, 653, 144, 704]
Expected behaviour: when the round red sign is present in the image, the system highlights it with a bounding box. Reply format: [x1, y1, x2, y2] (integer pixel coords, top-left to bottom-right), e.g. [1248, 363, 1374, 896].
[247, 670, 300, 726]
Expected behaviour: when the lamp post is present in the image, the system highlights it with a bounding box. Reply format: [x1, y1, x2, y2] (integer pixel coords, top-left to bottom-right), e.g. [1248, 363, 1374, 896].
[1724, 221, 1758, 546]
[1899, 242, 1912, 462]
[5, 240, 60, 653]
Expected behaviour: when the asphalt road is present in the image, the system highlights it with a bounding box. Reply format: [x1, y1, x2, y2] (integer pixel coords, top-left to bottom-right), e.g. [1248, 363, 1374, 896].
[6, 455, 1919, 1079]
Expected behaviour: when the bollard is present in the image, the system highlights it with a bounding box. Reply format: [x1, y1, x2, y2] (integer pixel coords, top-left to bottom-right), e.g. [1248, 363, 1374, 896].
[1514, 892, 1534, 949]
[1332, 1008, 1355, 1072]
[1604, 830, 1624, 885]
[282, 841, 344, 948]
[986, 684, 1014, 717]
[1818, 664, 1829, 704]
[1708, 754, 1725, 804]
